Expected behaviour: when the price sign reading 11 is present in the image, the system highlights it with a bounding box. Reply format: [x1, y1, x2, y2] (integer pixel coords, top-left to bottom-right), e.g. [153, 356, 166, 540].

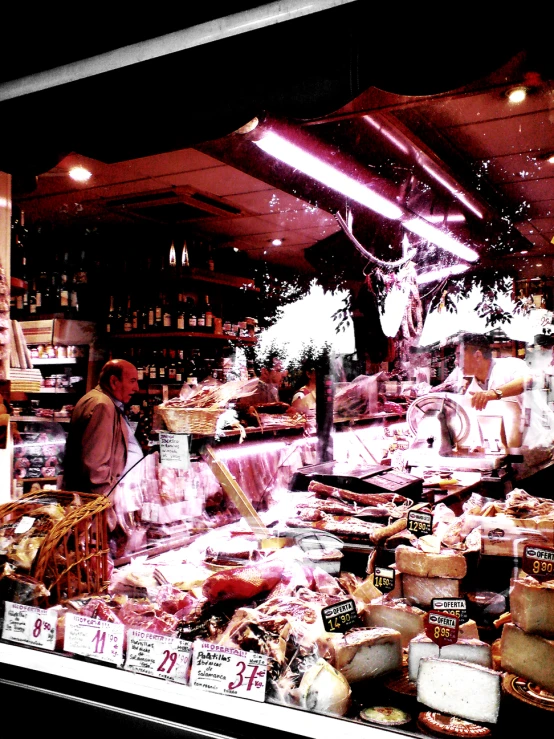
[64, 612, 125, 666]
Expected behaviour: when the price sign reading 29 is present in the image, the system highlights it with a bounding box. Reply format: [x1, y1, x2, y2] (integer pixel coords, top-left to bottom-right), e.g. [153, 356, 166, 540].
[64, 613, 125, 666]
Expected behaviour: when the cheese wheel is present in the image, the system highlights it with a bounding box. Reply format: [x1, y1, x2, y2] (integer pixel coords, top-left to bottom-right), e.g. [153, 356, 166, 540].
[402, 574, 460, 608]
[510, 577, 554, 637]
[395, 545, 467, 579]
[500, 623, 554, 693]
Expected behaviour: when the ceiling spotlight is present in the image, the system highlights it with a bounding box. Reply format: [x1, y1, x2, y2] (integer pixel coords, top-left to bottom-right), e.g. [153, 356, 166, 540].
[271, 238, 282, 246]
[520, 250, 529, 255]
[506, 86, 527, 104]
[541, 152, 554, 165]
[69, 166, 92, 182]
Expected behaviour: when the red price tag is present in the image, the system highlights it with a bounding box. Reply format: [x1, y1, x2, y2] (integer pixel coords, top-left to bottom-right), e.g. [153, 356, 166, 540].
[522, 546, 554, 581]
[425, 610, 459, 647]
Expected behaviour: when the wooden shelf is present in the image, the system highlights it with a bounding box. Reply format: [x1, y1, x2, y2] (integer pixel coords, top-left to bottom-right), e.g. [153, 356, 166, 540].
[110, 330, 256, 343]
[10, 277, 28, 294]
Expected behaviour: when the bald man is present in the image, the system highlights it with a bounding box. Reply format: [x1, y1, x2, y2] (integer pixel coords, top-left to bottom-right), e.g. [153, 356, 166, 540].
[63, 359, 142, 496]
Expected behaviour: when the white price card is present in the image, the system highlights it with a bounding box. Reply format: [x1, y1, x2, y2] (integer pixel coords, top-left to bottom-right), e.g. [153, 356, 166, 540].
[2, 601, 57, 650]
[190, 640, 267, 702]
[64, 612, 124, 665]
[159, 432, 190, 470]
[124, 630, 192, 683]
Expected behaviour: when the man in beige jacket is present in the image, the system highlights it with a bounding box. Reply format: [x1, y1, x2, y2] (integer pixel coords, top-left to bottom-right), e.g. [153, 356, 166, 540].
[63, 359, 141, 496]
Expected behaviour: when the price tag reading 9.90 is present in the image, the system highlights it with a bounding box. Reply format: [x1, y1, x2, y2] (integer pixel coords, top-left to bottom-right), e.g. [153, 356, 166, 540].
[322, 599, 358, 633]
[523, 546, 554, 582]
[407, 511, 433, 537]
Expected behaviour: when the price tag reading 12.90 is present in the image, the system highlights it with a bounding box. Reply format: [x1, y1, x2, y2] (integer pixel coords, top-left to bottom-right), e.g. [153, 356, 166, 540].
[64, 612, 125, 666]
[2, 601, 57, 650]
[124, 630, 192, 684]
[190, 640, 267, 702]
[523, 546, 554, 582]
[425, 610, 459, 647]
[321, 599, 358, 633]
[407, 510, 433, 537]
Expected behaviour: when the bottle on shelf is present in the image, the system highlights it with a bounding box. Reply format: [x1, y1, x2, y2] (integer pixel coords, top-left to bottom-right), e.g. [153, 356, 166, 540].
[123, 296, 133, 333]
[28, 280, 38, 315]
[158, 348, 167, 382]
[10, 208, 28, 282]
[176, 301, 186, 331]
[106, 295, 115, 334]
[176, 349, 185, 384]
[154, 293, 163, 330]
[186, 297, 197, 332]
[204, 294, 213, 333]
[147, 299, 156, 331]
[149, 349, 158, 381]
[207, 244, 215, 272]
[162, 295, 172, 331]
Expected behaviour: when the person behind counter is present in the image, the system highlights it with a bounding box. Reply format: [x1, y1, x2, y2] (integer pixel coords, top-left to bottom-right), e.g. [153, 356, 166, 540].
[433, 333, 532, 411]
[241, 353, 288, 406]
[63, 359, 142, 496]
[290, 361, 317, 433]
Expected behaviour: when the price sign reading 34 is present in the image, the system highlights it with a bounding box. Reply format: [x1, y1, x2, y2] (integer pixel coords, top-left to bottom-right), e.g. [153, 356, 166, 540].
[2, 602, 57, 650]
[425, 610, 459, 647]
[64, 612, 124, 665]
[407, 510, 433, 537]
[523, 546, 554, 581]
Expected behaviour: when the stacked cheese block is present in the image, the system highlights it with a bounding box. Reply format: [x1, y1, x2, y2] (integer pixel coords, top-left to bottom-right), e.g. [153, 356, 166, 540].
[500, 576, 554, 693]
[377, 544, 502, 724]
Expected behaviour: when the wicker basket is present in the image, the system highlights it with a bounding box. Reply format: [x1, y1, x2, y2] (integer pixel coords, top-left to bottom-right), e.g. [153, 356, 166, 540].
[0, 490, 111, 606]
[158, 405, 225, 435]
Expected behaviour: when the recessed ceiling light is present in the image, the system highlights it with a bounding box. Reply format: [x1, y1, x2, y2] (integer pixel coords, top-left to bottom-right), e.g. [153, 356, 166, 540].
[69, 166, 92, 182]
[542, 152, 554, 165]
[536, 263, 543, 267]
[506, 86, 527, 104]
[271, 238, 283, 246]
[520, 250, 528, 254]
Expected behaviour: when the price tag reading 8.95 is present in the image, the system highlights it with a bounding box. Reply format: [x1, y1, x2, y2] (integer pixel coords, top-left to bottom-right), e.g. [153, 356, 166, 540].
[523, 546, 554, 582]
[321, 599, 358, 633]
[190, 641, 267, 702]
[124, 630, 191, 683]
[407, 510, 433, 537]
[425, 610, 459, 647]
[64, 612, 125, 666]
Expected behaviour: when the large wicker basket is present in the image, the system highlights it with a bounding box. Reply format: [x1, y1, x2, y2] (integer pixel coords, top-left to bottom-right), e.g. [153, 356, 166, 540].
[158, 405, 224, 435]
[0, 490, 111, 606]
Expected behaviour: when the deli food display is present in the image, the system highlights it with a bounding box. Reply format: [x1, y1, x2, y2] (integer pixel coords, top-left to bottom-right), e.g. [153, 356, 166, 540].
[2, 450, 554, 738]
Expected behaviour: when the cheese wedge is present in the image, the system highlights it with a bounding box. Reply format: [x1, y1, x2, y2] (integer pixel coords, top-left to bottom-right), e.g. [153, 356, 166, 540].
[395, 545, 467, 579]
[500, 622, 554, 693]
[510, 577, 554, 637]
[328, 627, 403, 683]
[417, 658, 501, 724]
[408, 635, 439, 681]
[402, 574, 460, 608]
[408, 636, 491, 682]
[362, 597, 426, 647]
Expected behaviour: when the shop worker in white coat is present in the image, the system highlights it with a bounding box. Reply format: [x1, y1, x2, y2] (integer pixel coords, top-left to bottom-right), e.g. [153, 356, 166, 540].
[434, 333, 533, 447]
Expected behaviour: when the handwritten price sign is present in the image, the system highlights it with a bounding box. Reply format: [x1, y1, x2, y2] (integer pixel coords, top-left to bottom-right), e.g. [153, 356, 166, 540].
[407, 510, 433, 537]
[2, 602, 57, 650]
[523, 546, 554, 582]
[64, 612, 124, 666]
[425, 610, 459, 647]
[190, 640, 267, 701]
[124, 630, 191, 683]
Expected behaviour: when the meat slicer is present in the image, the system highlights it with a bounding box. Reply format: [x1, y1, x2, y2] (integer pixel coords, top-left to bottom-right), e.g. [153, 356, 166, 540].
[404, 392, 521, 472]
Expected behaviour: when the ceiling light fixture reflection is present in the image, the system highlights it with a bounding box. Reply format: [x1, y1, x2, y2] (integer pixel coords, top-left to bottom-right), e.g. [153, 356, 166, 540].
[271, 238, 283, 246]
[69, 166, 92, 182]
[255, 130, 478, 263]
[506, 86, 527, 103]
[403, 217, 478, 262]
[255, 131, 403, 220]
[416, 263, 470, 285]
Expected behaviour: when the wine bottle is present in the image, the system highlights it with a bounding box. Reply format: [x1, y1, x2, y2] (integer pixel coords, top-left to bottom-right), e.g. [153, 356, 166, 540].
[106, 295, 115, 333]
[123, 296, 133, 333]
[29, 280, 38, 315]
[204, 295, 213, 333]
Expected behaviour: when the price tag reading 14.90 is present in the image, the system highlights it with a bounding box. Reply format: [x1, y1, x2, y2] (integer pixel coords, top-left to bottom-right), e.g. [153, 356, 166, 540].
[407, 510, 433, 537]
[321, 599, 358, 633]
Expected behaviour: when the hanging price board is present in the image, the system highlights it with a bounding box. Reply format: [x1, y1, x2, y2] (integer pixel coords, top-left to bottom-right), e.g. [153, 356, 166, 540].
[64, 612, 124, 666]
[190, 640, 267, 702]
[374, 567, 396, 594]
[425, 610, 459, 647]
[431, 598, 468, 625]
[124, 630, 191, 683]
[523, 546, 554, 581]
[159, 432, 190, 470]
[407, 510, 433, 537]
[2, 601, 57, 650]
[321, 599, 358, 633]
